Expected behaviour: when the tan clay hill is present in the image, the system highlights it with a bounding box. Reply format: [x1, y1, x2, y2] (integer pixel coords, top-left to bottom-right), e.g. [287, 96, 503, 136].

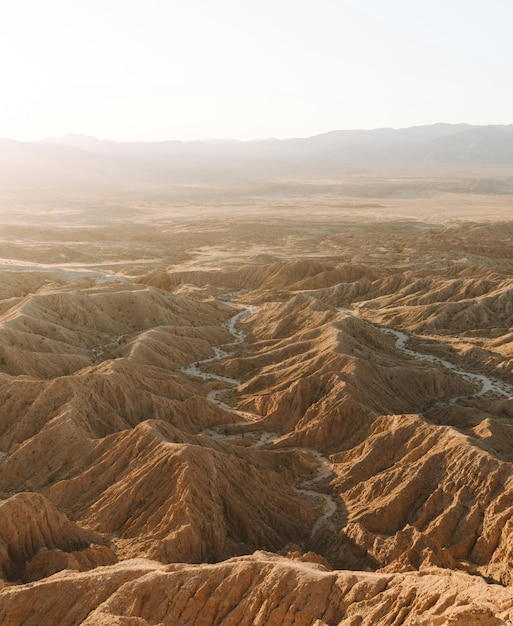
[1, 170, 513, 624]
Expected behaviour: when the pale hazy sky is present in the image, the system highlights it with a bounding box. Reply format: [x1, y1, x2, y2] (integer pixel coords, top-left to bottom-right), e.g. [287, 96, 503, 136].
[1, 0, 512, 141]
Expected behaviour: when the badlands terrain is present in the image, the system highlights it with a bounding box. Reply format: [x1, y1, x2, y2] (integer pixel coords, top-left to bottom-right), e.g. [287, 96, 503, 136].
[0, 168, 513, 624]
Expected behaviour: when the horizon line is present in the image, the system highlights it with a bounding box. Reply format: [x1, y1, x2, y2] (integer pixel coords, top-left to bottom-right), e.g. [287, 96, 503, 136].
[0, 121, 511, 146]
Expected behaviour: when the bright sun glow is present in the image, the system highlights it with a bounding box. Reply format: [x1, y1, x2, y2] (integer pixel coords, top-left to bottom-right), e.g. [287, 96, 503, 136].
[1, 0, 513, 141]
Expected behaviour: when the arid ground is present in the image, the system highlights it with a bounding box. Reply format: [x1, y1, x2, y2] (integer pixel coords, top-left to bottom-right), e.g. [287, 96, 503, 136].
[0, 168, 513, 624]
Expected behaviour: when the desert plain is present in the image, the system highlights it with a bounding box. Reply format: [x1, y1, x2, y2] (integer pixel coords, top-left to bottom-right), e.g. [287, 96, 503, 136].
[0, 166, 513, 625]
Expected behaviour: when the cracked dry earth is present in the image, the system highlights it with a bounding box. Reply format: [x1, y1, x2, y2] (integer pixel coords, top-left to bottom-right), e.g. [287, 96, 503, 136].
[1, 205, 513, 625]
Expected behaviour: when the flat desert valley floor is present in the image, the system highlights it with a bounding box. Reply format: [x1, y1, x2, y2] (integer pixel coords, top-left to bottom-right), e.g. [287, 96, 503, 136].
[0, 168, 513, 625]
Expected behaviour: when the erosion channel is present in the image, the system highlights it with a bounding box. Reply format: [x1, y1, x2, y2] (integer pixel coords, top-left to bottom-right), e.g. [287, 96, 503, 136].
[181, 295, 338, 541]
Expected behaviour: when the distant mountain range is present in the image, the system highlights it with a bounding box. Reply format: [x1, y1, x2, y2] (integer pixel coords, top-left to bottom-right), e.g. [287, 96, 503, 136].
[1, 124, 512, 188]
[42, 123, 513, 166]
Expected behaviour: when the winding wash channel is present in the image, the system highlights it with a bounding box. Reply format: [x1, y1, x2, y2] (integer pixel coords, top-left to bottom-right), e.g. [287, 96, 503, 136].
[181, 298, 337, 539]
[382, 327, 513, 399]
[340, 307, 513, 400]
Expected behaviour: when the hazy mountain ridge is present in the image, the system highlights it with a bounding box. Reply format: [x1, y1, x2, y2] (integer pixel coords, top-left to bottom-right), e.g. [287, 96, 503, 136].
[41, 123, 513, 165]
[0, 124, 511, 190]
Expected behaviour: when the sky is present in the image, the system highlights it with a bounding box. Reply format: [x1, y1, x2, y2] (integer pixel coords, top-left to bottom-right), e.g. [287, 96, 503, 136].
[1, 0, 512, 142]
